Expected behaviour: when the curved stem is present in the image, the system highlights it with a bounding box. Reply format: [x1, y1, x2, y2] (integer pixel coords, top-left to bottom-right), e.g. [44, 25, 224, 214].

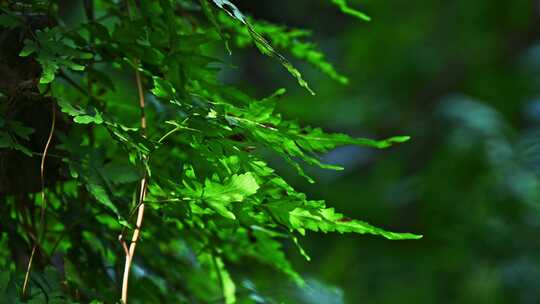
[121, 177, 147, 303]
[22, 101, 56, 298]
[120, 64, 148, 303]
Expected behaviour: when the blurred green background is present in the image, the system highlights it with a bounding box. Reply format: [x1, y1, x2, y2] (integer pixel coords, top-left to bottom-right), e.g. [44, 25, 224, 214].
[223, 0, 540, 303]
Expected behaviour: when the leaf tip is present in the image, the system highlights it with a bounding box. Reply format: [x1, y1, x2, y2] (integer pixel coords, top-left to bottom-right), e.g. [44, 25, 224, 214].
[392, 135, 411, 143]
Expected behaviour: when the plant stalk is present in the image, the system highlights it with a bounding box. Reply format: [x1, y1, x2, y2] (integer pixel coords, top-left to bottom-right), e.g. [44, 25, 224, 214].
[120, 64, 148, 303]
[22, 101, 56, 298]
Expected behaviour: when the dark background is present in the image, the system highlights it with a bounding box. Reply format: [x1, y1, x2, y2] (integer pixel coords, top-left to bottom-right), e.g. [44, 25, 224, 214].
[225, 0, 540, 303]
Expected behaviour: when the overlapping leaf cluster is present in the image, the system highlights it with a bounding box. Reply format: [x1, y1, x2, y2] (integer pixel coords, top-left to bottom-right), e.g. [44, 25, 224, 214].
[0, 0, 419, 302]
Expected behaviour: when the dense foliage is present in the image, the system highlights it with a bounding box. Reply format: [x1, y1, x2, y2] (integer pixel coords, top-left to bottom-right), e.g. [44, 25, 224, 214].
[0, 0, 420, 303]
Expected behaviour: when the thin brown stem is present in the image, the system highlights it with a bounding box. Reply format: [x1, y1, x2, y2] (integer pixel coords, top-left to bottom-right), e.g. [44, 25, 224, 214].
[21, 246, 37, 298]
[120, 62, 148, 303]
[120, 1, 150, 302]
[22, 101, 56, 298]
[38, 102, 56, 239]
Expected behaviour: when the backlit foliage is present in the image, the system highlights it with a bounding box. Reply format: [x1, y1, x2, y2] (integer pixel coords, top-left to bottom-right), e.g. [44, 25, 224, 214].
[0, 1, 419, 302]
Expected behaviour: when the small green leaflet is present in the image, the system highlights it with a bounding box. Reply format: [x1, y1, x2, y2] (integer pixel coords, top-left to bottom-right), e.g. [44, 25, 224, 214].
[57, 98, 104, 124]
[204, 173, 259, 203]
[63, 146, 122, 218]
[214, 256, 236, 304]
[248, 25, 315, 95]
[19, 27, 93, 83]
[331, 0, 371, 21]
[289, 207, 422, 240]
[86, 182, 120, 216]
[295, 128, 411, 150]
[248, 233, 304, 284]
[208, 0, 315, 95]
[184, 172, 260, 219]
[210, 0, 246, 23]
[151, 76, 176, 99]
